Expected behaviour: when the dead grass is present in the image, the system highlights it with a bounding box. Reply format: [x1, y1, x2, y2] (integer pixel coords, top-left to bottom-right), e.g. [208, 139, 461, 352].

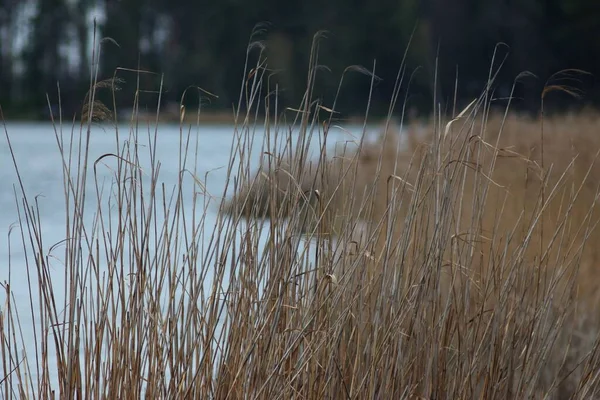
[2, 30, 600, 399]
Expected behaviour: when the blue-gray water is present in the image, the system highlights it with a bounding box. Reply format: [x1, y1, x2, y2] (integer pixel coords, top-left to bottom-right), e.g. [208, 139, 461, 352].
[0, 121, 380, 391]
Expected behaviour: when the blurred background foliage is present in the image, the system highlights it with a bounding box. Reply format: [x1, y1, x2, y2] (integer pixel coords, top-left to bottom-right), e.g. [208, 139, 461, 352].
[0, 0, 597, 120]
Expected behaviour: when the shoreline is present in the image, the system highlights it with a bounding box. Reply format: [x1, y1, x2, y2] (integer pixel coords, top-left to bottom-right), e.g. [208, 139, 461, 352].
[1, 107, 398, 126]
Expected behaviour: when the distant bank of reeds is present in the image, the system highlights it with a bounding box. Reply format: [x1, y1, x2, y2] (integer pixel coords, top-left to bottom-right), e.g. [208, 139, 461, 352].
[2, 32, 600, 399]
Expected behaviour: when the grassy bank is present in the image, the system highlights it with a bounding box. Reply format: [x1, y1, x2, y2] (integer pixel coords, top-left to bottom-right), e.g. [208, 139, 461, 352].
[2, 35, 600, 399]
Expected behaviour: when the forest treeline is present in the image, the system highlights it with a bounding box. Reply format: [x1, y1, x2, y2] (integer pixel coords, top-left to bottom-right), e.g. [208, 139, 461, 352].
[0, 0, 598, 120]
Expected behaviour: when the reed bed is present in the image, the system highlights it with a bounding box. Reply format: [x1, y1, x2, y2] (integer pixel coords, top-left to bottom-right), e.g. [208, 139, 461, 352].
[2, 33, 600, 399]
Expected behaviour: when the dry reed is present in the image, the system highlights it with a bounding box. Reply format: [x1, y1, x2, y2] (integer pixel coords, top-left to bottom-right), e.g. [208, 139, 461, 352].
[2, 31, 600, 399]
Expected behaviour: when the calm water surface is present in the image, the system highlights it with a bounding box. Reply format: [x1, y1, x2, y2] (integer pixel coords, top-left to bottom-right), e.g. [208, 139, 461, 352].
[0, 121, 379, 388]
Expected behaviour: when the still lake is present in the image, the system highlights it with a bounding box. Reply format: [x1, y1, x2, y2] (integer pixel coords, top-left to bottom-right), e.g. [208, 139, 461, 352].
[0, 121, 382, 388]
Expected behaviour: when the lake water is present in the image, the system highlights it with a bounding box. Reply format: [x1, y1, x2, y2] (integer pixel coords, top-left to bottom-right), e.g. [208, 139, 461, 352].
[0, 120, 382, 390]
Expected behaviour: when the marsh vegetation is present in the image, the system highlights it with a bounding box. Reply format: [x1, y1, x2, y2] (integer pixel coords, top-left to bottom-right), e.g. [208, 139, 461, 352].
[2, 34, 600, 399]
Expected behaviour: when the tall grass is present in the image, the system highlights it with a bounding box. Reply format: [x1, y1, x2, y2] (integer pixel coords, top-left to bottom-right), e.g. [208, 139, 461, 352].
[2, 30, 600, 399]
